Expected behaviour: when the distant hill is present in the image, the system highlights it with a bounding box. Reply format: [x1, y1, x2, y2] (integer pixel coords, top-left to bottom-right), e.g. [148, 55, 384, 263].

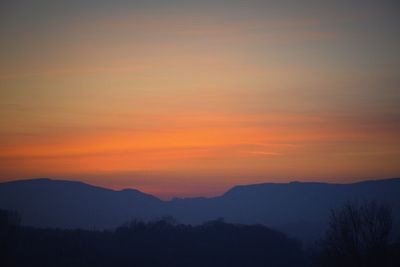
[1, 178, 399, 241]
[166, 179, 400, 241]
[0, 178, 163, 229]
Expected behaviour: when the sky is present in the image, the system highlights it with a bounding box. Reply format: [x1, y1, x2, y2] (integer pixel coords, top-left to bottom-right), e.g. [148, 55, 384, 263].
[0, 0, 399, 199]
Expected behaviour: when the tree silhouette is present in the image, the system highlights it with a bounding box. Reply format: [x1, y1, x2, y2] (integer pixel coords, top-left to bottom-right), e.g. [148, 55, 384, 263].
[319, 201, 393, 267]
[0, 214, 306, 267]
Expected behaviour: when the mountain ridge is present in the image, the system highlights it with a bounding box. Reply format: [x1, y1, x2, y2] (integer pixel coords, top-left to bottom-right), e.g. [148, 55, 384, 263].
[3, 176, 400, 200]
[1, 177, 399, 241]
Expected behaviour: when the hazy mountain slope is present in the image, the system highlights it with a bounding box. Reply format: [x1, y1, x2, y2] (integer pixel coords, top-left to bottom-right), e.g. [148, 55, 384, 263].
[1, 178, 399, 240]
[168, 179, 400, 242]
[0, 178, 164, 228]
[168, 179, 400, 224]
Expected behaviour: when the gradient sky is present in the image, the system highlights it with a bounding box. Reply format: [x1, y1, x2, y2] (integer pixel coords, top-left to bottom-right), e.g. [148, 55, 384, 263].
[1, 0, 399, 199]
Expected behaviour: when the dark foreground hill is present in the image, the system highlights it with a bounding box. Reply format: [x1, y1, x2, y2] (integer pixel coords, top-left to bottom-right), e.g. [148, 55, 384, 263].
[2, 204, 400, 267]
[1, 178, 400, 241]
[1, 215, 306, 267]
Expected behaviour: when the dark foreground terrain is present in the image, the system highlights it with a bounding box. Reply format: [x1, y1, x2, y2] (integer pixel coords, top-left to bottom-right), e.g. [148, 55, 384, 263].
[1, 203, 400, 267]
[1, 213, 305, 267]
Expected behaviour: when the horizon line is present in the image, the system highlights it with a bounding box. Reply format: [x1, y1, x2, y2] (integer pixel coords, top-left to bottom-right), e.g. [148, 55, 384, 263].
[1, 176, 399, 201]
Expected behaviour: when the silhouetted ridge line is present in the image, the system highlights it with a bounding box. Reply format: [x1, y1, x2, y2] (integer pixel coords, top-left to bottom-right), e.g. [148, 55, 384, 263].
[0, 177, 399, 242]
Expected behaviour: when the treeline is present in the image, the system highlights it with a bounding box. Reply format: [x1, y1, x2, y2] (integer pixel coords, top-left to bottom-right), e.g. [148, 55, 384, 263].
[1, 202, 400, 267]
[1, 215, 305, 267]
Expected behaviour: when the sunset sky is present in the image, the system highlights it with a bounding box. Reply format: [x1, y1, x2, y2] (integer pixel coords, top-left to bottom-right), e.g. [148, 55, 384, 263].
[1, 0, 399, 199]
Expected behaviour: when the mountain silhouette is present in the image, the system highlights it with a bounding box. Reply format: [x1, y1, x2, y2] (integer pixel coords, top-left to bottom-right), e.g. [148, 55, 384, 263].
[0, 178, 163, 229]
[1, 178, 399, 241]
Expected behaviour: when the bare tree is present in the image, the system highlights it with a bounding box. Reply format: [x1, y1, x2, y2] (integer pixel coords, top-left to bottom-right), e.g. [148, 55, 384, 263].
[320, 201, 392, 267]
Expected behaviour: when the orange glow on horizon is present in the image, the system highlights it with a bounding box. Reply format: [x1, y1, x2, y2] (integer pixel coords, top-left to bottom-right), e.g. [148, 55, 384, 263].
[1, 2, 399, 198]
